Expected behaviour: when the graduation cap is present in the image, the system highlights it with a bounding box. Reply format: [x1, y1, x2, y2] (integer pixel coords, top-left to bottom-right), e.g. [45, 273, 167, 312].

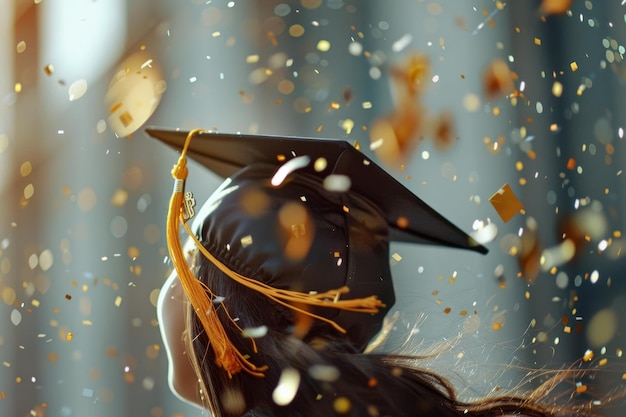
[146, 128, 487, 377]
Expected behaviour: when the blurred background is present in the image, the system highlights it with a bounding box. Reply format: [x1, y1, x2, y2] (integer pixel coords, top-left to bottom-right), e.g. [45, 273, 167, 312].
[1, 0, 625, 416]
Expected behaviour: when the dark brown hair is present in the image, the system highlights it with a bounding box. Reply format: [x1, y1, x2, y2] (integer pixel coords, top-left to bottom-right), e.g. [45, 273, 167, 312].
[187, 257, 605, 417]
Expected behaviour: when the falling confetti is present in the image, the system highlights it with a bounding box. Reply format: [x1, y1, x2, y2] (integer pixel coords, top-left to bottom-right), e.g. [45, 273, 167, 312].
[489, 183, 524, 223]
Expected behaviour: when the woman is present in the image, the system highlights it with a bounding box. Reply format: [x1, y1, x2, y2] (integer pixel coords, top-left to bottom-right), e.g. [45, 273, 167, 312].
[152, 129, 595, 416]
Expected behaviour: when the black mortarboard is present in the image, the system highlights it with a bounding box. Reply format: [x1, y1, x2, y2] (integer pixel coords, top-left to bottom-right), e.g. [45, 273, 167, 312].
[147, 128, 486, 374]
[146, 128, 487, 252]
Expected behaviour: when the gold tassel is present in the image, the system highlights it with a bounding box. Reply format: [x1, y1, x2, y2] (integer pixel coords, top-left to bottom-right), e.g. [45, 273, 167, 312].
[167, 128, 385, 378]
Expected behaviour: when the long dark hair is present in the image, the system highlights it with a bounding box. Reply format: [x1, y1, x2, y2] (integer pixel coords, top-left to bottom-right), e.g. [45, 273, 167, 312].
[186, 257, 599, 417]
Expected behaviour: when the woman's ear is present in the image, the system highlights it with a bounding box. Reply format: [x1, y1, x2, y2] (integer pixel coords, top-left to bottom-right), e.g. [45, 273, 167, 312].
[157, 271, 204, 409]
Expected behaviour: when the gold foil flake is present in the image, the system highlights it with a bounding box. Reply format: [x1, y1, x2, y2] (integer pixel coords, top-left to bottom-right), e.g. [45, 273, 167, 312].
[240, 235, 253, 247]
[110, 189, 129, 206]
[333, 397, 352, 414]
[431, 111, 456, 151]
[328, 101, 340, 110]
[23, 184, 34, 200]
[313, 157, 327, 172]
[316, 40, 331, 52]
[541, 0, 573, 15]
[583, 349, 594, 362]
[489, 183, 524, 223]
[570, 61, 579, 72]
[288, 24, 305, 37]
[552, 81, 563, 97]
[20, 161, 32, 177]
[114, 296, 122, 307]
[482, 58, 515, 100]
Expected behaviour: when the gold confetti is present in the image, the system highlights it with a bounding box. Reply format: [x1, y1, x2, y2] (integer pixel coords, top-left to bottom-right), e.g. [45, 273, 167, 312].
[482, 58, 515, 100]
[333, 397, 352, 414]
[289, 24, 305, 37]
[552, 81, 563, 97]
[489, 183, 524, 223]
[541, 0, 573, 15]
[316, 40, 331, 52]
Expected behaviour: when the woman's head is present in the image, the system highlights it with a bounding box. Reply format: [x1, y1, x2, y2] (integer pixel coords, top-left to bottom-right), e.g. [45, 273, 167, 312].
[151, 129, 489, 415]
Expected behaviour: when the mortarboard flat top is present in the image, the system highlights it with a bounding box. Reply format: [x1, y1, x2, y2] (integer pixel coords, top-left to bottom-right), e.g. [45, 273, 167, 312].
[145, 128, 487, 255]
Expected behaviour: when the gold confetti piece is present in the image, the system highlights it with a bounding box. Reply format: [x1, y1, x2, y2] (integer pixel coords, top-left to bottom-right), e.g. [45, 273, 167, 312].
[583, 349, 594, 362]
[541, 0, 573, 15]
[119, 111, 133, 127]
[240, 235, 253, 247]
[341, 119, 354, 134]
[333, 396, 352, 414]
[66, 332, 73, 341]
[110, 189, 129, 206]
[20, 161, 32, 177]
[570, 61, 578, 72]
[114, 296, 122, 307]
[534, 37, 542, 45]
[14, 83, 22, 93]
[288, 24, 305, 37]
[431, 110, 457, 151]
[552, 81, 563, 97]
[482, 58, 515, 100]
[576, 384, 587, 393]
[390, 53, 430, 98]
[316, 40, 331, 52]
[489, 183, 524, 223]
